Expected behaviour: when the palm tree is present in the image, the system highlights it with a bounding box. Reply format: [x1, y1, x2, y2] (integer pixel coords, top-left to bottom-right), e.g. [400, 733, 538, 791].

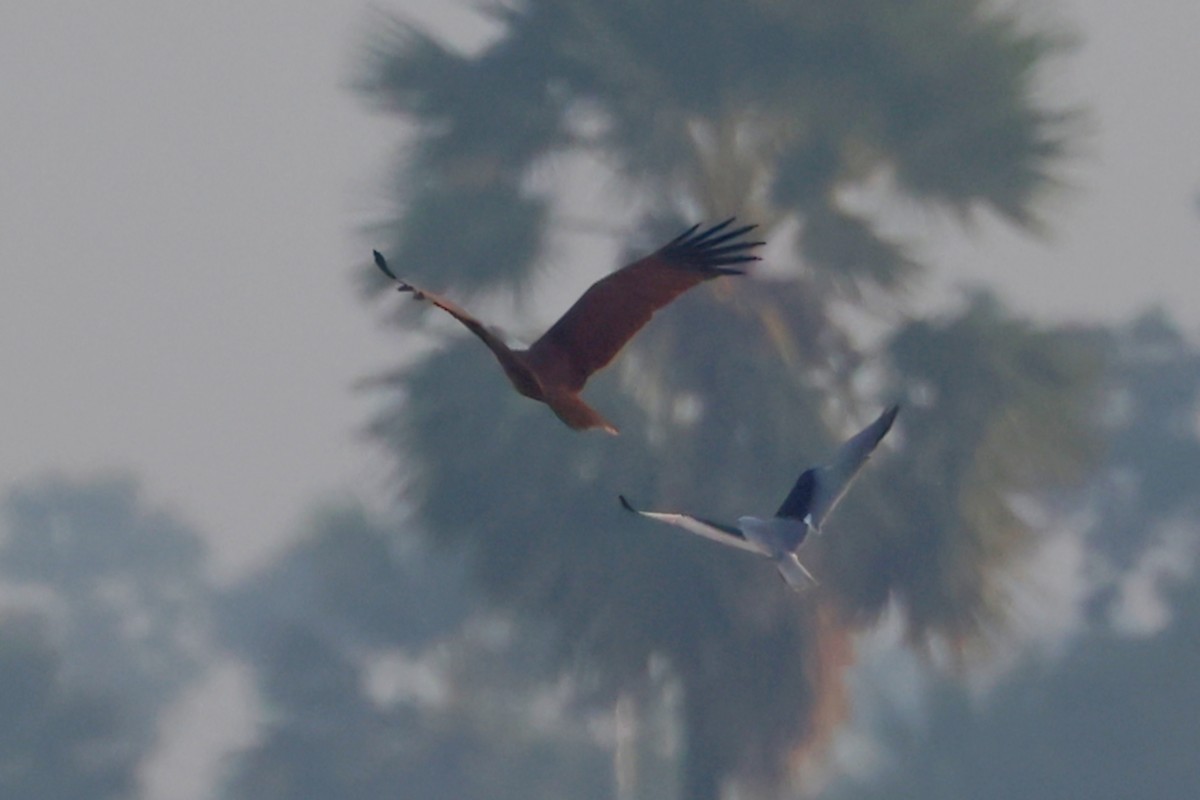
[358, 1, 1094, 796]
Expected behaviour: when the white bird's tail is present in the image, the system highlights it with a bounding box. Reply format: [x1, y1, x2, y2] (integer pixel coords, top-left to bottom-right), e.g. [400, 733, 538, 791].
[775, 552, 818, 591]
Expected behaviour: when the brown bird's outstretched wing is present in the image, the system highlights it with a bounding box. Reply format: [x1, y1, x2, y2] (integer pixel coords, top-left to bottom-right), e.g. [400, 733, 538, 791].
[373, 250, 500, 345]
[373, 251, 539, 395]
[524, 219, 761, 390]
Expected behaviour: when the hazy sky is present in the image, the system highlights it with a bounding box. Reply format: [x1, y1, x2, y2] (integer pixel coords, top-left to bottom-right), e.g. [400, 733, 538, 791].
[2, 0, 1198, 583]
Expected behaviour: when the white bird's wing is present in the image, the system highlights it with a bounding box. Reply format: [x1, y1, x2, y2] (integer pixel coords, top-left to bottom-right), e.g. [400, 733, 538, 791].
[776, 405, 899, 528]
[618, 495, 763, 555]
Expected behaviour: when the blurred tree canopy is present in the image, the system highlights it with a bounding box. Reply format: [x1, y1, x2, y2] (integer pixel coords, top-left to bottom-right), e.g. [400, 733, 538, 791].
[356, 1, 1093, 797]
[0, 614, 136, 799]
[219, 503, 614, 800]
[0, 473, 211, 758]
[823, 573, 1200, 800]
[824, 314, 1200, 800]
[1081, 311, 1200, 608]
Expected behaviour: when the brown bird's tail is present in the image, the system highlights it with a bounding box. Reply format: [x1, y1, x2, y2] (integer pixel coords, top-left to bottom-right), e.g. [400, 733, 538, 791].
[545, 391, 620, 435]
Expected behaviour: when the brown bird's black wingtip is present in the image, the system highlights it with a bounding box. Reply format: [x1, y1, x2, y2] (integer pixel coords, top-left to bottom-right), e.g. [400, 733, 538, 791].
[712, 253, 761, 275]
[618, 494, 637, 513]
[373, 250, 399, 281]
[661, 218, 765, 272]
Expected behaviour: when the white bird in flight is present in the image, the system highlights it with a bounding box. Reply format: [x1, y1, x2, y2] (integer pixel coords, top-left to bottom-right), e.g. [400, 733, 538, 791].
[619, 405, 899, 590]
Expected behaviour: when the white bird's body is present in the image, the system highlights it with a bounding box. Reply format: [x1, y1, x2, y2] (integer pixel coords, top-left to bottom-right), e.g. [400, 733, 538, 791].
[737, 515, 810, 553]
[619, 405, 899, 591]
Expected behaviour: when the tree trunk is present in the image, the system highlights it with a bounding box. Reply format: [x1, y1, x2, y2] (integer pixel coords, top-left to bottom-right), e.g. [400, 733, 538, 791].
[614, 692, 637, 800]
[680, 682, 728, 800]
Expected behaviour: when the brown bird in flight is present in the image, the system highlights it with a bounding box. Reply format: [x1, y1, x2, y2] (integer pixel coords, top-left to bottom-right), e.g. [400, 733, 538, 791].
[374, 218, 762, 434]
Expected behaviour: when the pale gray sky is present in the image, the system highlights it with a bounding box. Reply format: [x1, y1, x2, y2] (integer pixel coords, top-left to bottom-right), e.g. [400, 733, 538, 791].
[1, 0, 402, 579]
[931, 0, 1200, 320]
[2, 0, 1198, 582]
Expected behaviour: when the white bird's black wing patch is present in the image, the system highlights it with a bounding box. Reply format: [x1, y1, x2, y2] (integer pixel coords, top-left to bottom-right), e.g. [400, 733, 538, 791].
[775, 468, 818, 524]
[618, 495, 763, 555]
[776, 405, 899, 528]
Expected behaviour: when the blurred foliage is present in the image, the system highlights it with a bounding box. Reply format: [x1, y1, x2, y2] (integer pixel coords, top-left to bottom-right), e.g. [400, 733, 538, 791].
[0, 473, 211, 754]
[219, 503, 470, 653]
[359, 0, 1076, 295]
[825, 543, 1200, 800]
[824, 293, 1103, 643]
[1083, 310, 1200, 567]
[0, 613, 137, 799]
[220, 502, 613, 800]
[820, 310, 1200, 800]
